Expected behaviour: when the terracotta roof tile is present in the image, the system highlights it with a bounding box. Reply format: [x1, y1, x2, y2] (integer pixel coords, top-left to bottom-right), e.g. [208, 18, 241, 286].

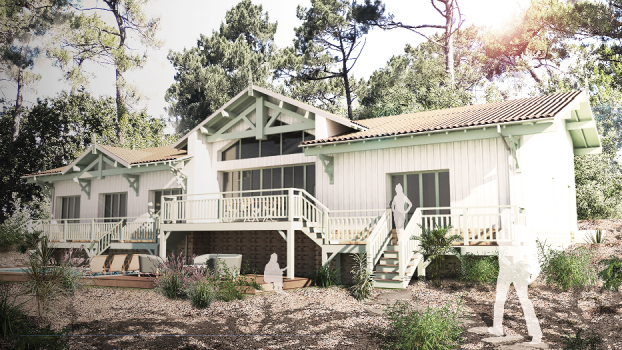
[302, 91, 583, 145]
[23, 166, 67, 177]
[98, 145, 187, 164]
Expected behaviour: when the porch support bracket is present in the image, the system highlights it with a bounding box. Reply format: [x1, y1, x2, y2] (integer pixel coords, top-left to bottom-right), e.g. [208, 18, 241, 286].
[508, 136, 521, 173]
[169, 161, 188, 191]
[278, 230, 287, 242]
[122, 174, 140, 196]
[34, 180, 54, 201]
[318, 154, 334, 185]
[75, 178, 91, 200]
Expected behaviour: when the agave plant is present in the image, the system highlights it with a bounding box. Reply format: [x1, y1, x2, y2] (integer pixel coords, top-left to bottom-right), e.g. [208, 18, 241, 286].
[584, 229, 607, 244]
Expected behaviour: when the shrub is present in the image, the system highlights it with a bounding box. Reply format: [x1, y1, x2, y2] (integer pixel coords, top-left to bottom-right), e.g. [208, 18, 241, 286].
[456, 252, 499, 284]
[536, 240, 598, 291]
[311, 263, 340, 288]
[0, 281, 27, 340]
[350, 253, 374, 301]
[16, 230, 42, 254]
[411, 223, 461, 287]
[206, 259, 262, 301]
[0, 194, 48, 249]
[598, 255, 622, 293]
[584, 230, 607, 244]
[384, 295, 465, 350]
[185, 273, 218, 309]
[153, 253, 192, 299]
[561, 328, 604, 350]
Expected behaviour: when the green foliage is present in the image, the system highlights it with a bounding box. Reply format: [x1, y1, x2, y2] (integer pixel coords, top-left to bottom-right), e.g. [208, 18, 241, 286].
[311, 263, 340, 288]
[358, 28, 482, 119]
[0, 194, 45, 247]
[597, 255, 622, 293]
[350, 253, 374, 301]
[456, 252, 499, 285]
[536, 240, 598, 291]
[384, 296, 465, 350]
[584, 229, 607, 244]
[0, 281, 26, 340]
[15, 231, 41, 254]
[411, 224, 461, 286]
[166, 0, 277, 133]
[561, 328, 604, 350]
[185, 276, 217, 309]
[153, 254, 189, 300]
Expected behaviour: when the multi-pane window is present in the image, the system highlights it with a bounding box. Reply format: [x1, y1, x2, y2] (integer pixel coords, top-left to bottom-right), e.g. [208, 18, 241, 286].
[154, 189, 183, 214]
[391, 171, 450, 223]
[222, 164, 316, 197]
[221, 121, 314, 161]
[103, 193, 127, 221]
[61, 196, 80, 223]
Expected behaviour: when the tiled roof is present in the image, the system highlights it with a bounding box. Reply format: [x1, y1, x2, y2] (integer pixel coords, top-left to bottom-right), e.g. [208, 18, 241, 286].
[98, 145, 187, 165]
[25, 145, 187, 177]
[302, 91, 583, 145]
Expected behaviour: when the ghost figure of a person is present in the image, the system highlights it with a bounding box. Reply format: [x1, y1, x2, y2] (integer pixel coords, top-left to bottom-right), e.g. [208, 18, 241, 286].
[263, 253, 288, 293]
[489, 209, 542, 345]
[391, 183, 413, 243]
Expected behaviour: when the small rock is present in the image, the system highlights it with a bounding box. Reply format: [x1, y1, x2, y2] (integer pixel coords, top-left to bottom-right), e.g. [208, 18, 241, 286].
[481, 335, 524, 344]
[468, 327, 491, 334]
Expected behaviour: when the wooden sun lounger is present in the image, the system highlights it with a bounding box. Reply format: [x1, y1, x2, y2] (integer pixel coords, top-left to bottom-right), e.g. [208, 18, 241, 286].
[124, 254, 141, 276]
[107, 254, 127, 275]
[89, 255, 108, 274]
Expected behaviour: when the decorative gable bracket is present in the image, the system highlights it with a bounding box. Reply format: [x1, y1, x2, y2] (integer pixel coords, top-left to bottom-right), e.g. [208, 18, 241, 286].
[122, 174, 140, 197]
[74, 178, 91, 200]
[169, 160, 188, 191]
[34, 180, 54, 201]
[318, 154, 334, 185]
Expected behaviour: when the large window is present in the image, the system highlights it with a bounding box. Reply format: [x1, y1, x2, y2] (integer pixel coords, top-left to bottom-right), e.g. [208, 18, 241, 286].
[222, 164, 316, 197]
[221, 121, 315, 161]
[61, 196, 80, 223]
[391, 171, 450, 221]
[103, 193, 127, 221]
[154, 189, 183, 214]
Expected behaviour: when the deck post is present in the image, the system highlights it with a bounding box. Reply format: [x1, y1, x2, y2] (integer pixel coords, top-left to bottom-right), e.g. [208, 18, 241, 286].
[287, 189, 294, 222]
[417, 255, 426, 278]
[464, 208, 470, 246]
[286, 226, 294, 279]
[62, 220, 67, 242]
[90, 219, 94, 241]
[159, 231, 171, 258]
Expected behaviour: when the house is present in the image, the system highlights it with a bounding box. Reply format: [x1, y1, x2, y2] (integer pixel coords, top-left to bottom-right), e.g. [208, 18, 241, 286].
[22, 87, 601, 288]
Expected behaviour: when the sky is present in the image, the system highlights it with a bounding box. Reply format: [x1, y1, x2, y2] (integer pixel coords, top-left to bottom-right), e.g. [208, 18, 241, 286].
[2, 0, 531, 126]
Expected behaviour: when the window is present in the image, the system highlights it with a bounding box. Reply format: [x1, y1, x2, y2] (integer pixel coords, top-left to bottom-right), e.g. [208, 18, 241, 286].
[219, 122, 314, 161]
[103, 193, 128, 221]
[154, 189, 183, 214]
[222, 164, 316, 197]
[61, 196, 80, 223]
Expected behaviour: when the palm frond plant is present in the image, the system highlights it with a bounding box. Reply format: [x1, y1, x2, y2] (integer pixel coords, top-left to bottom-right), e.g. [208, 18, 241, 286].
[351, 253, 374, 301]
[584, 229, 607, 244]
[22, 236, 66, 316]
[411, 223, 461, 287]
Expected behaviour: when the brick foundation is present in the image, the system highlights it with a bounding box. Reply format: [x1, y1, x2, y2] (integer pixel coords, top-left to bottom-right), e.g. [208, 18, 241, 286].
[172, 231, 323, 278]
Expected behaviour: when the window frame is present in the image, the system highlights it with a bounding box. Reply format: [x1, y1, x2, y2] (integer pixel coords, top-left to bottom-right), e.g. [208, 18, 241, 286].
[390, 170, 451, 218]
[103, 192, 128, 221]
[60, 196, 80, 223]
[221, 163, 316, 197]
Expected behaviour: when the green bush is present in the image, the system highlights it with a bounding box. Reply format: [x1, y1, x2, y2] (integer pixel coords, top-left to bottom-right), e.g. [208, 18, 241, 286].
[561, 328, 604, 350]
[185, 276, 218, 309]
[208, 259, 262, 301]
[537, 240, 598, 291]
[584, 230, 607, 244]
[311, 263, 340, 288]
[598, 255, 622, 293]
[457, 252, 499, 284]
[153, 254, 189, 300]
[350, 253, 374, 301]
[411, 223, 461, 287]
[16, 231, 42, 254]
[384, 296, 465, 350]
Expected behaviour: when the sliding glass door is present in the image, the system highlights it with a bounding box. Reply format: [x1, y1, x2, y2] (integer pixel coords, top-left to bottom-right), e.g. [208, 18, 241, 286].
[390, 170, 450, 225]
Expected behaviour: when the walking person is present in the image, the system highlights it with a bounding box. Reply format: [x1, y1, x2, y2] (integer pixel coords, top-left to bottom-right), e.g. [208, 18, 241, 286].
[489, 210, 543, 345]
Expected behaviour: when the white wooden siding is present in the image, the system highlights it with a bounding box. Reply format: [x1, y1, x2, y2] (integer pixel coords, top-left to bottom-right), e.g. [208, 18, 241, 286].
[315, 138, 512, 211]
[52, 170, 179, 220]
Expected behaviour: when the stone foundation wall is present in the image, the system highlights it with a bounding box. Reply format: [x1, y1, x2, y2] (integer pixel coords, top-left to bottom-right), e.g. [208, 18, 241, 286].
[173, 231, 323, 278]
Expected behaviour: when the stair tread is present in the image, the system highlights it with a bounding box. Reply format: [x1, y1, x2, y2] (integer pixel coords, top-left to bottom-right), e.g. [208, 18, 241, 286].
[376, 264, 414, 267]
[374, 278, 404, 282]
[384, 250, 399, 253]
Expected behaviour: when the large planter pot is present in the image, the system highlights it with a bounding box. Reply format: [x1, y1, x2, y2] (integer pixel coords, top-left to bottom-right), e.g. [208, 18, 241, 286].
[138, 255, 166, 275]
[194, 254, 243, 276]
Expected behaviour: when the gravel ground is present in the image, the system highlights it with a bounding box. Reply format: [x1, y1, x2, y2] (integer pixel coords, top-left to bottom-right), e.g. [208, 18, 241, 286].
[1, 220, 621, 349]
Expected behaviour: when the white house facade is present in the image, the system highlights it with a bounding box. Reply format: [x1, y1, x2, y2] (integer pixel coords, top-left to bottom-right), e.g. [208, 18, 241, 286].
[23, 87, 601, 288]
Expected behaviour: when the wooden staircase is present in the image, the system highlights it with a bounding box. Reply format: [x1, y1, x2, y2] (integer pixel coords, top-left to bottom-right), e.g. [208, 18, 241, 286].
[373, 245, 422, 289]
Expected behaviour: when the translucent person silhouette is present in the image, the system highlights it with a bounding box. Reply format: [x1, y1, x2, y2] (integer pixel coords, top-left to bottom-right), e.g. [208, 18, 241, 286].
[391, 183, 413, 243]
[489, 210, 542, 345]
[263, 253, 288, 293]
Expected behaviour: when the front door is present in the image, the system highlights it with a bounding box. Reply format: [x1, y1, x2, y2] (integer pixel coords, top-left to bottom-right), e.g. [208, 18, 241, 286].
[390, 171, 451, 228]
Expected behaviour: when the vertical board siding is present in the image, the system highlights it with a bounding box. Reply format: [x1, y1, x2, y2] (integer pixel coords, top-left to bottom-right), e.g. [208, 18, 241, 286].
[316, 139, 510, 211]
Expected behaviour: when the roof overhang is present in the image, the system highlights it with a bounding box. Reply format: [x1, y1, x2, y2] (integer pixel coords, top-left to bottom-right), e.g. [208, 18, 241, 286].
[555, 91, 602, 155]
[171, 86, 365, 148]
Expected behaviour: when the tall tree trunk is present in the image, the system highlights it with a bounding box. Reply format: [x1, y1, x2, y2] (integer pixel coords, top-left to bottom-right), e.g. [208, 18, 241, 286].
[12, 67, 24, 142]
[445, 1, 455, 87]
[342, 72, 354, 120]
[115, 67, 124, 144]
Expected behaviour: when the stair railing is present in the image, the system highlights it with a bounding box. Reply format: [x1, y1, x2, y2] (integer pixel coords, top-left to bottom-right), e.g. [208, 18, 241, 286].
[86, 220, 123, 258]
[399, 207, 421, 281]
[365, 209, 393, 272]
[292, 189, 330, 240]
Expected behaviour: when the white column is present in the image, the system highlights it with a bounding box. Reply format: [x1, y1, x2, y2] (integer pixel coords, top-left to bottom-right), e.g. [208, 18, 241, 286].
[287, 227, 294, 279]
[159, 231, 169, 258]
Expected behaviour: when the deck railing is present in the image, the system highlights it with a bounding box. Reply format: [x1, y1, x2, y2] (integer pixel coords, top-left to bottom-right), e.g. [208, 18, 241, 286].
[365, 209, 393, 271]
[31, 216, 158, 243]
[399, 207, 422, 281]
[326, 209, 386, 241]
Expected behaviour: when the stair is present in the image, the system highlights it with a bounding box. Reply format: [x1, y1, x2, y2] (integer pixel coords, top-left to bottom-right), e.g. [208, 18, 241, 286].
[299, 223, 325, 246]
[373, 245, 421, 289]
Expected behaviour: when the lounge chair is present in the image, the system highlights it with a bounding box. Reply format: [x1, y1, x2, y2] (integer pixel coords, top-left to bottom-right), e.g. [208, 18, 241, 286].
[88, 255, 108, 275]
[107, 254, 127, 275]
[125, 254, 141, 276]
